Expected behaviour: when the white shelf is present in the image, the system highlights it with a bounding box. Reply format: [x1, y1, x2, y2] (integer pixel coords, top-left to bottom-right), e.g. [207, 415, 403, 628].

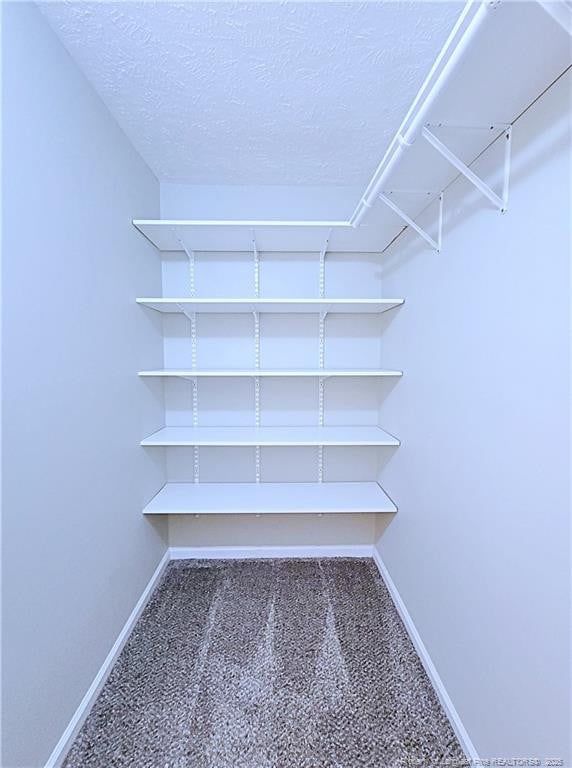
[141, 425, 400, 447]
[138, 368, 403, 378]
[143, 481, 397, 515]
[137, 297, 404, 314]
[133, 219, 387, 253]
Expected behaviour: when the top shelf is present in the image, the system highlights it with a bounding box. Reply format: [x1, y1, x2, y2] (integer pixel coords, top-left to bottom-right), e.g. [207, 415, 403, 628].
[133, 219, 386, 253]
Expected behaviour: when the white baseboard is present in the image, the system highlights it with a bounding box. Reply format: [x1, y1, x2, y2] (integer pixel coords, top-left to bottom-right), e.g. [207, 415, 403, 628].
[169, 544, 374, 560]
[44, 549, 171, 768]
[371, 548, 479, 763]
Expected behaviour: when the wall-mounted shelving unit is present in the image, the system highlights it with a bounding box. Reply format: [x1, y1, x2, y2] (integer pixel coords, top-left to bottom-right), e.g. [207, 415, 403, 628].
[131, 5, 570, 523]
[135, 218, 403, 517]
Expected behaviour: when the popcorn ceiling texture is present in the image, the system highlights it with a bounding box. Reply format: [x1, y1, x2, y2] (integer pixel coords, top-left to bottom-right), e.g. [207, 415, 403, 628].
[39, 2, 462, 186]
[63, 559, 467, 768]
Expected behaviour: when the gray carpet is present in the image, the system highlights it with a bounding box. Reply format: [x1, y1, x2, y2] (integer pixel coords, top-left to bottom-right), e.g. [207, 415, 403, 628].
[64, 559, 468, 768]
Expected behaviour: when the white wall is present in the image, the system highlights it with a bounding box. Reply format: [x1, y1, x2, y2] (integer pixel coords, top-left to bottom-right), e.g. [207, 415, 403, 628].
[169, 513, 383, 549]
[160, 183, 361, 220]
[376, 71, 571, 762]
[2, 4, 167, 766]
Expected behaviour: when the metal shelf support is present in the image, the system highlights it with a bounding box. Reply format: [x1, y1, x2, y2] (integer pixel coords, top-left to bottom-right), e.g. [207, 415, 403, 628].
[252, 230, 260, 298]
[422, 124, 512, 212]
[177, 291, 201, 482]
[253, 310, 261, 482]
[317, 310, 327, 483]
[319, 231, 330, 298]
[192, 376, 199, 483]
[178, 304, 198, 369]
[190, 313, 197, 369]
[318, 377, 325, 483]
[175, 234, 196, 296]
[318, 311, 327, 370]
[379, 192, 443, 252]
[253, 311, 260, 368]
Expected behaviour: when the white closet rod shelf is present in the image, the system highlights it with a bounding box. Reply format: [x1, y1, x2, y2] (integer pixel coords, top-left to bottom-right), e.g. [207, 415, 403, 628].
[143, 481, 397, 515]
[138, 369, 403, 378]
[141, 425, 400, 447]
[136, 298, 404, 315]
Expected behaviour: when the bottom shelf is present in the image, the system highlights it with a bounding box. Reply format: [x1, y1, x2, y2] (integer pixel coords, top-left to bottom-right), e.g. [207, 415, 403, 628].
[143, 481, 397, 515]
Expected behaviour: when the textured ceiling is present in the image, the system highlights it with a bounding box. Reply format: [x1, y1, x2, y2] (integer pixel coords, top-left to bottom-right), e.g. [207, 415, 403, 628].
[38, 1, 463, 186]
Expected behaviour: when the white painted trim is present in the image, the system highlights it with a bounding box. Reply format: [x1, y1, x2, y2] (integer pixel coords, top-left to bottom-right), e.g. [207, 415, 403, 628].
[43, 550, 171, 768]
[371, 548, 479, 763]
[169, 544, 374, 560]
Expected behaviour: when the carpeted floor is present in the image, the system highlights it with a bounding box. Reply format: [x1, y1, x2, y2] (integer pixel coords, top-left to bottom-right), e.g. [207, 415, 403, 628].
[64, 558, 467, 768]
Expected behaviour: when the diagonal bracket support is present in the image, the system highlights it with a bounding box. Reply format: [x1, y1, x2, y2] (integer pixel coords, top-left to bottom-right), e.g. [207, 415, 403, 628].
[175, 233, 196, 297]
[422, 124, 512, 212]
[379, 192, 443, 252]
[319, 230, 331, 299]
[177, 305, 198, 368]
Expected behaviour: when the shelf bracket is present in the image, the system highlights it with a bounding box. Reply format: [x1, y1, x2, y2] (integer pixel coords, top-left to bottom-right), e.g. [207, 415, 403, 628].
[191, 376, 199, 426]
[254, 375, 261, 428]
[254, 443, 261, 484]
[253, 310, 261, 483]
[194, 446, 200, 484]
[318, 376, 325, 427]
[254, 375, 261, 483]
[379, 192, 443, 252]
[177, 303, 199, 396]
[319, 231, 330, 299]
[175, 234, 196, 297]
[317, 309, 327, 483]
[422, 124, 512, 212]
[253, 311, 260, 369]
[192, 376, 199, 483]
[177, 307, 198, 369]
[317, 376, 325, 483]
[191, 312, 197, 369]
[179, 300, 200, 482]
[318, 311, 327, 370]
[251, 230, 260, 298]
